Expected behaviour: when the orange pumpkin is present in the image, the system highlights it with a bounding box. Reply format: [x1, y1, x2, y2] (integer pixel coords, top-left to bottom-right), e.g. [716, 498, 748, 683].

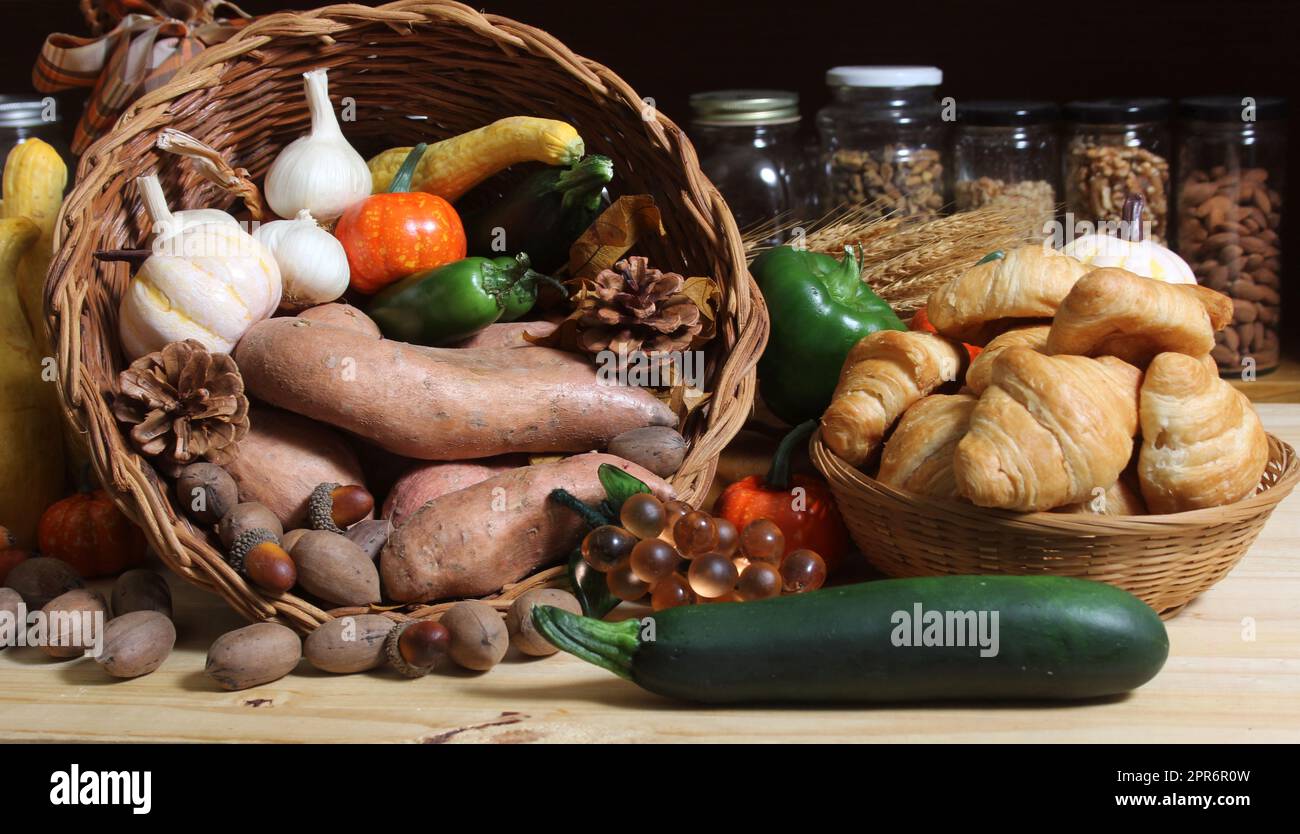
[37, 491, 147, 578]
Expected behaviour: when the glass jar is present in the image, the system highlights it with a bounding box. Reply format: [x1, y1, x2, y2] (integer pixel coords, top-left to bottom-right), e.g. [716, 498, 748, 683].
[816, 66, 947, 220]
[1064, 98, 1172, 243]
[1176, 96, 1286, 377]
[689, 90, 807, 240]
[953, 101, 1059, 238]
[0, 95, 70, 175]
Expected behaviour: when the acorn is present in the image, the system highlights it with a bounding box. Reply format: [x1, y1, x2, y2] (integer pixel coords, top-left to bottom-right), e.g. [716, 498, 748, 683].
[228, 529, 297, 594]
[385, 619, 451, 678]
[307, 482, 374, 533]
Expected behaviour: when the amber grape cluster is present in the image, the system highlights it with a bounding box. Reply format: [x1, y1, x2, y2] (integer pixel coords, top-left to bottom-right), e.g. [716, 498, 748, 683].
[581, 493, 827, 610]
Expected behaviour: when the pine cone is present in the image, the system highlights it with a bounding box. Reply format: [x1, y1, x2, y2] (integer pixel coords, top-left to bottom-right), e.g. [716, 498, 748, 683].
[575, 257, 703, 358]
[113, 340, 249, 472]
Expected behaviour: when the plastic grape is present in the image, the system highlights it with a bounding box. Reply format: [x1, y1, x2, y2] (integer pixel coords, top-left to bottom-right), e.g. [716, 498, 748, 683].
[606, 558, 651, 601]
[687, 553, 739, 598]
[781, 549, 827, 593]
[736, 562, 782, 601]
[673, 511, 719, 557]
[651, 574, 693, 611]
[629, 538, 680, 586]
[660, 500, 692, 543]
[581, 525, 635, 573]
[620, 493, 666, 539]
[740, 518, 785, 564]
[713, 517, 739, 556]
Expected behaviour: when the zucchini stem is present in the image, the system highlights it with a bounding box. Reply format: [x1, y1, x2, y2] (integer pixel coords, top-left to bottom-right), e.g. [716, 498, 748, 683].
[531, 606, 640, 680]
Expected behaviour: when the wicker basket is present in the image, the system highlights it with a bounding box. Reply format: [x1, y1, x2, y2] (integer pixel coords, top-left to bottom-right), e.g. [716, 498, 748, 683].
[811, 430, 1299, 617]
[46, 1, 767, 632]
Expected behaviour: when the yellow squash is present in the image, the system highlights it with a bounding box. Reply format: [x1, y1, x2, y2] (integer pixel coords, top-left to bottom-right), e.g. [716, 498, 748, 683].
[0, 215, 65, 548]
[2, 138, 68, 349]
[368, 116, 583, 201]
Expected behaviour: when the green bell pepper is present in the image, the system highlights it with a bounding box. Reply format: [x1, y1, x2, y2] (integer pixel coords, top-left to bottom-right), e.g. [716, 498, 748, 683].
[752, 245, 905, 424]
[367, 253, 563, 346]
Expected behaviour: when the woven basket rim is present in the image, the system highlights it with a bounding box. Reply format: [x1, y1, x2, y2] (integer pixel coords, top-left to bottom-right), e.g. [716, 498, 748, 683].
[810, 428, 1300, 532]
[45, 0, 768, 632]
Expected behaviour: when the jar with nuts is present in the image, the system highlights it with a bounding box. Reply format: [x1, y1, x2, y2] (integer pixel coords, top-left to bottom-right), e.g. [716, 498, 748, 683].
[953, 101, 1060, 239]
[1063, 99, 1172, 244]
[816, 66, 948, 220]
[1176, 96, 1286, 376]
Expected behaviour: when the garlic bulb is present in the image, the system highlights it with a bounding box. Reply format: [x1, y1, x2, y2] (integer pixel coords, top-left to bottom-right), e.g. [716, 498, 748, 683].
[120, 175, 282, 359]
[138, 175, 239, 242]
[253, 210, 350, 311]
[264, 68, 372, 222]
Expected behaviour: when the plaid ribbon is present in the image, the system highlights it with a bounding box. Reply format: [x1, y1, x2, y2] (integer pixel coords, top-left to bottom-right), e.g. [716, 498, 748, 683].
[33, 1, 251, 154]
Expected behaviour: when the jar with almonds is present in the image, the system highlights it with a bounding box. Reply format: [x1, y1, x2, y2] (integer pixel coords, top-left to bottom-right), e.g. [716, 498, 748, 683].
[816, 66, 948, 220]
[1176, 96, 1286, 376]
[1064, 99, 1172, 244]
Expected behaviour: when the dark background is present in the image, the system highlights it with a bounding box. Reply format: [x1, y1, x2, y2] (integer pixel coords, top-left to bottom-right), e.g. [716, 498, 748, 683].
[3, 0, 1296, 345]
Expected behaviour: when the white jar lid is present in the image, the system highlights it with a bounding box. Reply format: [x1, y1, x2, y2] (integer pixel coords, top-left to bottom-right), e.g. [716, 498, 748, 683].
[826, 66, 942, 88]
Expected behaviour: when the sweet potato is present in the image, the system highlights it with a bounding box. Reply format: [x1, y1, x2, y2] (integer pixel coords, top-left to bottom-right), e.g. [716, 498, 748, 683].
[225, 406, 368, 529]
[297, 302, 381, 338]
[450, 320, 558, 349]
[383, 456, 525, 528]
[234, 317, 677, 460]
[381, 453, 674, 602]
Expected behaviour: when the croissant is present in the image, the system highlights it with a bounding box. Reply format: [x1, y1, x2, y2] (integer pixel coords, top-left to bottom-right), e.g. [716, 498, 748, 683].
[965, 325, 1050, 395]
[878, 394, 976, 498]
[1055, 470, 1147, 516]
[1137, 352, 1269, 513]
[926, 245, 1090, 343]
[1046, 268, 1232, 366]
[821, 330, 965, 467]
[954, 348, 1143, 511]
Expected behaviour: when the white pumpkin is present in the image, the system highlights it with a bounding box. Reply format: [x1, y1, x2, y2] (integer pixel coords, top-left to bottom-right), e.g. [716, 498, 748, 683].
[1062, 193, 1195, 284]
[1062, 235, 1195, 284]
[119, 175, 281, 359]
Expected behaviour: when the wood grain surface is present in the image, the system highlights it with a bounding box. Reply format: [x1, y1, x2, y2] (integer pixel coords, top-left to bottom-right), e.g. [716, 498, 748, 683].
[3, 405, 1299, 743]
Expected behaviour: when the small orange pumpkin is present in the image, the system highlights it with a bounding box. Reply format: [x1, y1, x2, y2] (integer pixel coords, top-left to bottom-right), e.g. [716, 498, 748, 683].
[37, 491, 147, 579]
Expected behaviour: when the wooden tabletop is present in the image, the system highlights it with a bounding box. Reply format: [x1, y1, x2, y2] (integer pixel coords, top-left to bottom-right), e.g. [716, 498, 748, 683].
[3, 406, 1299, 744]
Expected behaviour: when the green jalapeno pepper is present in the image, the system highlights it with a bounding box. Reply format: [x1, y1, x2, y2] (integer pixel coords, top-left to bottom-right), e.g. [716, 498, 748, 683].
[367, 253, 563, 346]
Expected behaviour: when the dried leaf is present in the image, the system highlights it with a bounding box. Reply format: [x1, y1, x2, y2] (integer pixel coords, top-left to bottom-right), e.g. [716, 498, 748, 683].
[567, 195, 665, 279]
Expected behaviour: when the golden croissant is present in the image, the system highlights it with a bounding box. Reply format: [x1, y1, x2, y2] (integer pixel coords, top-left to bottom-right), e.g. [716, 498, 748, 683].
[954, 348, 1143, 512]
[821, 330, 965, 467]
[1055, 470, 1147, 516]
[878, 394, 976, 498]
[1138, 352, 1269, 513]
[926, 245, 1090, 343]
[1046, 268, 1232, 366]
[965, 325, 1050, 395]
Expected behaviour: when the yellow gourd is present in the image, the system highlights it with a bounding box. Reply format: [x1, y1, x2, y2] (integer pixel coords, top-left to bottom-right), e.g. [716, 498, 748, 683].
[0, 215, 65, 548]
[367, 117, 583, 201]
[2, 139, 68, 349]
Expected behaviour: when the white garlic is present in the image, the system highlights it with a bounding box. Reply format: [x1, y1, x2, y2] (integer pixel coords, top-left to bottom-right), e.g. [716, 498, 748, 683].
[137, 175, 239, 243]
[264, 68, 372, 222]
[253, 209, 350, 311]
[119, 175, 282, 359]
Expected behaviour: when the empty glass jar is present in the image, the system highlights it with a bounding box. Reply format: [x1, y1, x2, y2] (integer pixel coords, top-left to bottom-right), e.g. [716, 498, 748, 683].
[689, 90, 807, 240]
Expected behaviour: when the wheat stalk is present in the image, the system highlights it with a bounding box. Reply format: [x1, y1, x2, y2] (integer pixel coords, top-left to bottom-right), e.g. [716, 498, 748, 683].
[744, 202, 1038, 317]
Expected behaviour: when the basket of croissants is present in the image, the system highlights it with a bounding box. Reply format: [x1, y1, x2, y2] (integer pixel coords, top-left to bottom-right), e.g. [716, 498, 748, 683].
[809, 245, 1299, 616]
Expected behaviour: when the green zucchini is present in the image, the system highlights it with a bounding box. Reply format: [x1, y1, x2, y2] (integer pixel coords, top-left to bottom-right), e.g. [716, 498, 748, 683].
[533, 576, 1169, 703]
[462, 154, 613, 272]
